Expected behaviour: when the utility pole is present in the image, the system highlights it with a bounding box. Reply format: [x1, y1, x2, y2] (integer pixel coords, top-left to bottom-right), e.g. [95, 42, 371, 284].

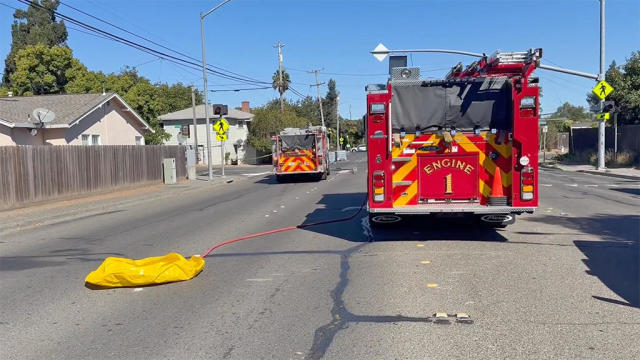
[274, 41, 285, 112]
[200, 17, 213, 180]
[308, 68, 325, 128]
[336, 96, 340, 151]
[597, 0, 606, 170]
[190, 85, 199, 163]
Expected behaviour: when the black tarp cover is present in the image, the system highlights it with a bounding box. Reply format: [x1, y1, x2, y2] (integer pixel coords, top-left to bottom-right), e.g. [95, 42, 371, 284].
[391, 77, 512, 131]
[280, 134, 315, 150]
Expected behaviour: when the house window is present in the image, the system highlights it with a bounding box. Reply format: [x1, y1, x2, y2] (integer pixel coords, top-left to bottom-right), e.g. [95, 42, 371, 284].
[135, 136, 143, 145]
[181, 125, 190, 137]
[82, 134, 90, 145]
[91, 135, 101, 145]
[237, 120, 244, 129]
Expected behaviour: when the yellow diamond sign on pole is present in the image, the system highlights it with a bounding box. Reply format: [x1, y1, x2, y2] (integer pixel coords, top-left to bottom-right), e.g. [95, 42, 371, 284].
[216, 133, 227, 141]
[592, 80, 613, 100]
[212, 117, 229, 135]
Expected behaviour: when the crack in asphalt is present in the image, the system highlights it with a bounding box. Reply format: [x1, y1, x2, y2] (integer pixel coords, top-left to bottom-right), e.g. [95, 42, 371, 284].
[306, 243, 438, 360]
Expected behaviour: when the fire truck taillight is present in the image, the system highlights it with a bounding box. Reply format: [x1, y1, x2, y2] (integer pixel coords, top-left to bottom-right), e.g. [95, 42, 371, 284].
[521, 166, 535, 200]
[372, 171, 385, 202]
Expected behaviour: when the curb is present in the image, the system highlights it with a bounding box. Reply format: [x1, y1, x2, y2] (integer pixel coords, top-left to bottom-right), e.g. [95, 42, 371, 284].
[577, 170, 640, 181]
[540, 163, 640, 180]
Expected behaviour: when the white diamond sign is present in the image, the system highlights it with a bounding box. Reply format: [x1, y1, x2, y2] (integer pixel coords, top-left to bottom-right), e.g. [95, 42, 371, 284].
[371, 43, 389, 62]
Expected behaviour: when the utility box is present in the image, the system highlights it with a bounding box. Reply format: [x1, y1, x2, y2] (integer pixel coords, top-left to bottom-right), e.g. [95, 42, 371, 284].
[329, 151, 336, 163]
[163, 158, 177, 184]
[186, 149, 196, 180]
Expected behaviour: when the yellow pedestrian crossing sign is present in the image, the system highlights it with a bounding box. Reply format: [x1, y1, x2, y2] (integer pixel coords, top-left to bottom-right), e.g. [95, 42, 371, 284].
[339, 137, 344, 143]
[596, 113, 610, 120]
[212, 117, 229, 135]
[216, 133, 227, 141]
[592, 80, 613, 100]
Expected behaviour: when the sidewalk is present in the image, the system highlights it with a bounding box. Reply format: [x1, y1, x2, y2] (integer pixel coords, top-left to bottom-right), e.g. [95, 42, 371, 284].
[0, 176, 238, 237]
[541, 162, 640, 180]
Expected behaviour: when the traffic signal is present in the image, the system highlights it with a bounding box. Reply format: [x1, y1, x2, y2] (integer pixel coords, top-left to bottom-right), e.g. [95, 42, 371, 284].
[213, 104, 228, 116]
[603, 100, 615, 113]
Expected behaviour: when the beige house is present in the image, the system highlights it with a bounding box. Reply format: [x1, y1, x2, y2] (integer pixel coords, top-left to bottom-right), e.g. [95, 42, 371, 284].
[159, 101, 257, 164]
[0, 92, 152, 146]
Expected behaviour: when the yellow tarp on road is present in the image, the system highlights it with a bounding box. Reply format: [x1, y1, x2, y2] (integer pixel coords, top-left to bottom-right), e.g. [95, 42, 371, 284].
[85, 253, 205, 288]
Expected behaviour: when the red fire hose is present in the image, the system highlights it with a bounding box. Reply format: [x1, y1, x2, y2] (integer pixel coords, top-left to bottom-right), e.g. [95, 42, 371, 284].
[201, 196, 367, 258]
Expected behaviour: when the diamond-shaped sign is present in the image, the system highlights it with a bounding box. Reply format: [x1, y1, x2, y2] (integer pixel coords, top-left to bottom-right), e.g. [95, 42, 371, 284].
[372, 43, 389, 62]
[592, 80, 613, 100]
[212, 117, 229, 135]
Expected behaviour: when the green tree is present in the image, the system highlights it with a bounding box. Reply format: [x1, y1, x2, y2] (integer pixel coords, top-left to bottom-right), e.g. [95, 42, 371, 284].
[3, 0, 68, 87]
[293, 96, 322, 125]
[587, 53, 640, 124]
[248, 107, 308, 152]
[271, 68, 290, 98]
[155, 82, 202, 116]
[551, 102, 590, 122]
[323, 78, 339, 128]
[9, 44, 77, 95]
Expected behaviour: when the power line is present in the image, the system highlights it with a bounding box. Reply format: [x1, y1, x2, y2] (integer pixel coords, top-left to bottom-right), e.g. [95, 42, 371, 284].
[209, 86, 271, 92]
[17, 0, 268, 86]
[58, 0, 270, 85]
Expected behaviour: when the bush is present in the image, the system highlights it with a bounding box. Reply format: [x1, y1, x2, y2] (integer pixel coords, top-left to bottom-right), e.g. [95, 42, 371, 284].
[557, 150, 637, 167]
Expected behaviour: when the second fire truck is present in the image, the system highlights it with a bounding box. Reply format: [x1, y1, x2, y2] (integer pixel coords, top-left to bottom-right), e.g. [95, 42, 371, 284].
[366, 48, 542, 228]
[273, 126, 330, 182]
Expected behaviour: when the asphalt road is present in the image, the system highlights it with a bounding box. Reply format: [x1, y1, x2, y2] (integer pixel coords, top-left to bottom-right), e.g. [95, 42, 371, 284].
[1, 153, 638, 359]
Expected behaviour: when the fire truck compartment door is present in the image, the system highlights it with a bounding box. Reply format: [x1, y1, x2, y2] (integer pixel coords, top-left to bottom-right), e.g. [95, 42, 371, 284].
[418, 154, 479, 201]
[391, 77, 512, 131]
[280, 134, 315, 150]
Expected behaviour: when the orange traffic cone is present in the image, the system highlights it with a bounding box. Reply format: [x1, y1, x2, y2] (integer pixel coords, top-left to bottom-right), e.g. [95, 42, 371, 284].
[489, 168, 507, 206]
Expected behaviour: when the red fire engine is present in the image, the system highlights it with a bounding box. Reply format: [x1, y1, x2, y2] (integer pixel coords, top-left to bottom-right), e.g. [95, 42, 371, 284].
[273, 126, 330, 182]
[366, 49, 541, 227]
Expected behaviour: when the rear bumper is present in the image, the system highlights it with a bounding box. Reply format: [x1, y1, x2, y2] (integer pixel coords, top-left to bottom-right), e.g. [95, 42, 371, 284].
[368, 205, 536, 214]
[276, 170, 322, 175]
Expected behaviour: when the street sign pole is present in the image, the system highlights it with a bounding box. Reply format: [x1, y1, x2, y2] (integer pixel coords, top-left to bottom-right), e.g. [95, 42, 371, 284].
[221, 138, 225, 177]
[597, 0, 606, 170]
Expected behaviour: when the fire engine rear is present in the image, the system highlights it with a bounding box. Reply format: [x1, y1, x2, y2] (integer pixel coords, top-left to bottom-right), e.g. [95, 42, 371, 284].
[366, 49, 541, 227]
[273, 126, 330, 182]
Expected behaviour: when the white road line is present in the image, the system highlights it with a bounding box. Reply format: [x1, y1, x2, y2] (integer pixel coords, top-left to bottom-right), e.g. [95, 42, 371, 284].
[540, 184, 553, 187]
[246, 278, 273, 282]
[133, 288, 143, 292]
[242, 171, 273, 177]
[338, 170, 351, 174]
[566, 184, 578, 187]
[584, 184, 598, 187]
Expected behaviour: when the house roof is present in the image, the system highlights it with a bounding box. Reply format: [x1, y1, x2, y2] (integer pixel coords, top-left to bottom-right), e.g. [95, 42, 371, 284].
[159, 104, 254, 122]
[0, 92, 152, 131]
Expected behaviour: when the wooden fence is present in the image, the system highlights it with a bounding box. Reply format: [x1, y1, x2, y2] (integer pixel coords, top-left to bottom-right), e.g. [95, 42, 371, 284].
[0, 145, 186, 209]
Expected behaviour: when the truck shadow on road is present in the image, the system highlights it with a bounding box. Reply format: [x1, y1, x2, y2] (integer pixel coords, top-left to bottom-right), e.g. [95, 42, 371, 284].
[526, 214, 639, 308]
[300, 192, 509, 243]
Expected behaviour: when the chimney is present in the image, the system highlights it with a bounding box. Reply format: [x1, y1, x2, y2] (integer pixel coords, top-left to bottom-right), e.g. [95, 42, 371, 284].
[241, 101, 250, 113]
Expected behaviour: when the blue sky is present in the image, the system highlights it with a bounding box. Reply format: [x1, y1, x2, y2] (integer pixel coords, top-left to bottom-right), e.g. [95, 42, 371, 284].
[1, 0, 639, 118]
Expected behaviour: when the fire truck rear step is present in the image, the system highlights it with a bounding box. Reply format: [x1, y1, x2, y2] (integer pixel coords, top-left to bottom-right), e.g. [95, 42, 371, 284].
[369, 205, 535, 214]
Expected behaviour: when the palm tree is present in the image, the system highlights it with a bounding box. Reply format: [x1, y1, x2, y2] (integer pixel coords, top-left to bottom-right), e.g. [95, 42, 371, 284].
[272, 69, 290, 111]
